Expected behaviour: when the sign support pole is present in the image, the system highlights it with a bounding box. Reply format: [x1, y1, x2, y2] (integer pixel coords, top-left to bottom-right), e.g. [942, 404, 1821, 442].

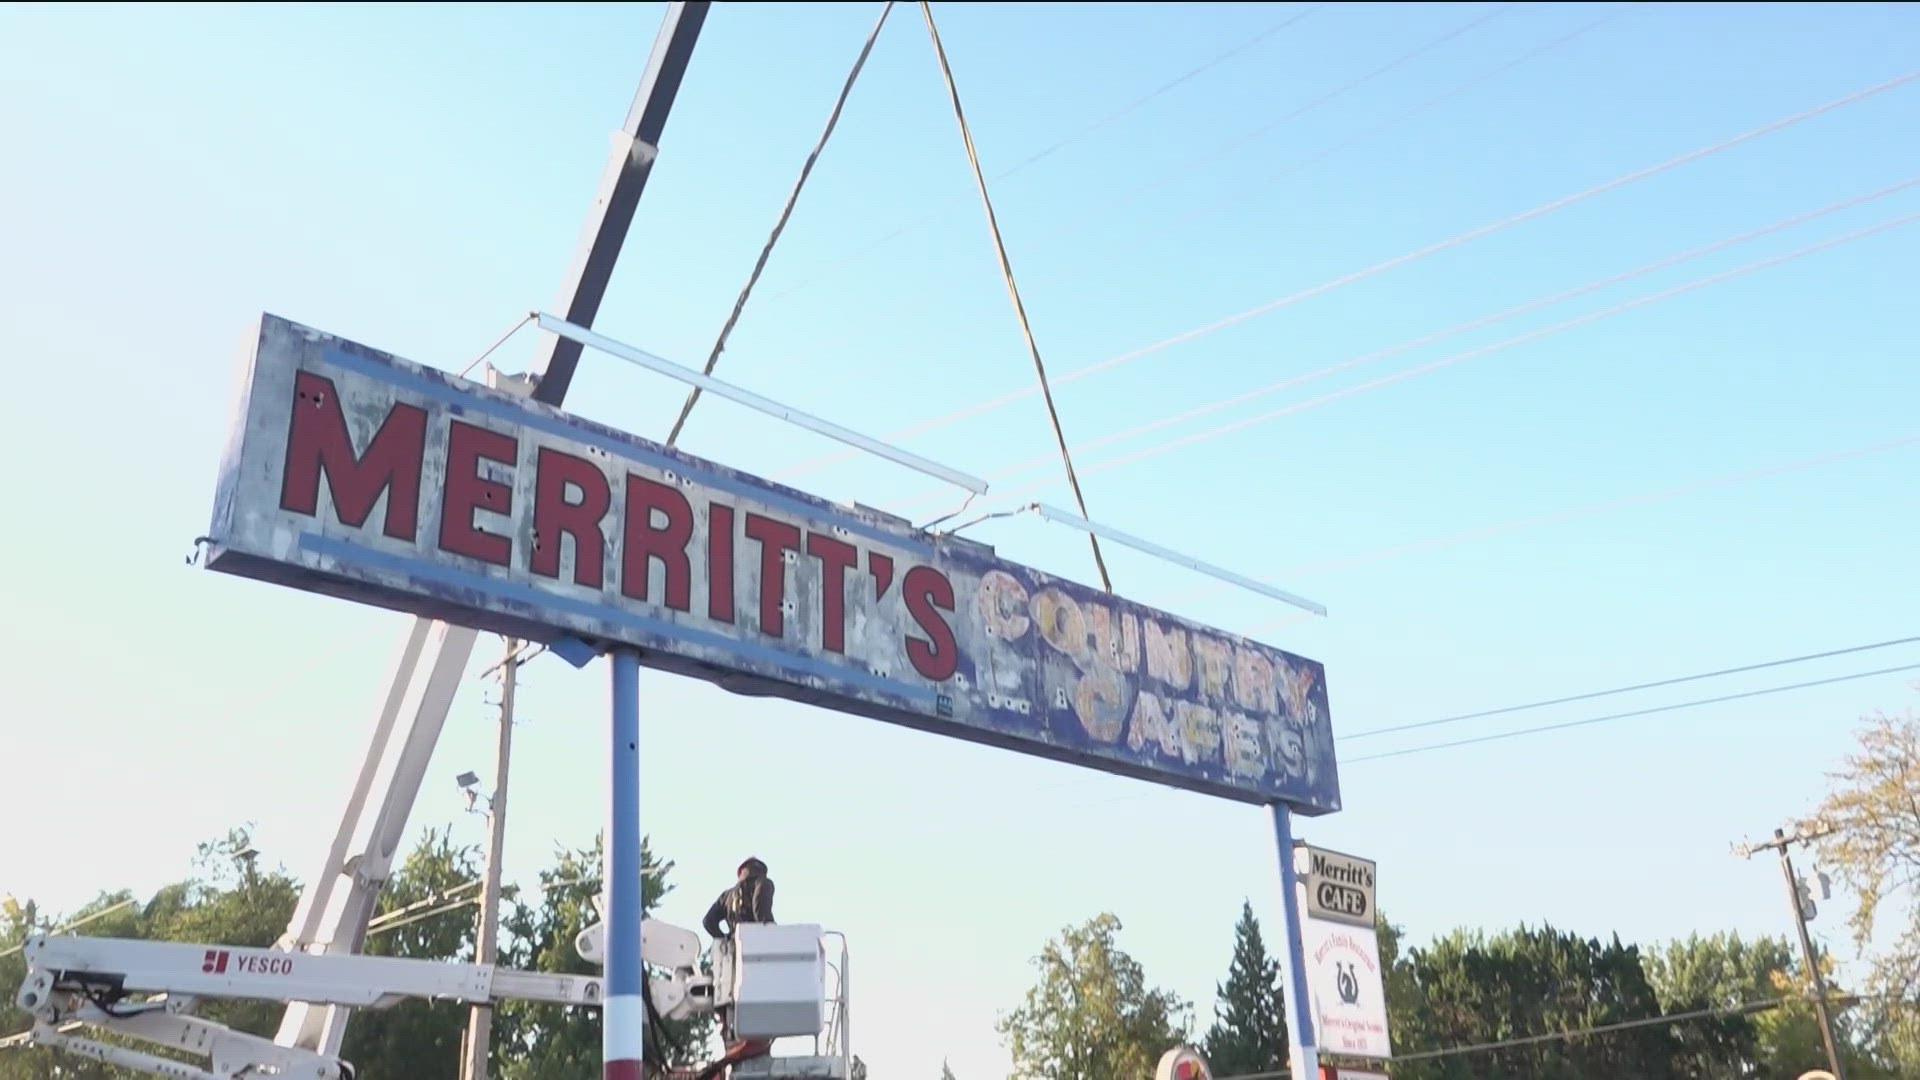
[604, 649, 645, 1080]
[1269, 802, 1319, 1080]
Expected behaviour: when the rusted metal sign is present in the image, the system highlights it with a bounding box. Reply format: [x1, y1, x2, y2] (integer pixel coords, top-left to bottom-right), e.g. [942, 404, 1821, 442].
[206, 315, 1340, 812]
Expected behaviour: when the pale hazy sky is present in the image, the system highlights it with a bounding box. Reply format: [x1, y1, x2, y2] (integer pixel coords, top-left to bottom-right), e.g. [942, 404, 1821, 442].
[2, 3, 1917, 1077]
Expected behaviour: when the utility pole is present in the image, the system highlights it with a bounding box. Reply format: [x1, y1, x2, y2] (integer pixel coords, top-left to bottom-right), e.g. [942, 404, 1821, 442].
[1736, 825, 1844, 1080]
[460, 639, 520, 1080]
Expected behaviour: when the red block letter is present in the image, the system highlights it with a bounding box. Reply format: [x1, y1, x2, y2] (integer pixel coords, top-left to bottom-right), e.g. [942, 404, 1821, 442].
[621, 475, 694, 611]
[904, 565, 958, 681]
[744, 513, 802, 638]
[708, 503, 736, 624]
[806, 532, 859, 653]
[531, 447, 609, 588]
[439, 420, 517, 566]
[280, 370, 426, 540]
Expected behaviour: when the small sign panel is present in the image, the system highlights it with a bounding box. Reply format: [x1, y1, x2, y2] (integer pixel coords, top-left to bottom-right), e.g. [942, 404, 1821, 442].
[1295, 843, 1377, 927]
[205, 315, 1341, 812]
[1299, 917, 1392, 1061]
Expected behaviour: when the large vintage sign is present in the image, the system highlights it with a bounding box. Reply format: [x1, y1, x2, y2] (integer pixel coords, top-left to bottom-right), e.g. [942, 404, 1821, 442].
[205, 314, 1340, 811]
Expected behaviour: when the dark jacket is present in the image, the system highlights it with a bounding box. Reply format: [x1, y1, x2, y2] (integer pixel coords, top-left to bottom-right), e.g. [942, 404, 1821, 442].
[702, 873, 775, 938]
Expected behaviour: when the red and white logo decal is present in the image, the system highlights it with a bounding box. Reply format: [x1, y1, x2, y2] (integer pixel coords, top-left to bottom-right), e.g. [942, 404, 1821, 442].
[202, 949, 230, 974]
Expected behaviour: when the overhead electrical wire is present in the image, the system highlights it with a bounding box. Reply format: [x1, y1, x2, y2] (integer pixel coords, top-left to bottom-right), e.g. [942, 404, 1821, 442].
[1344, 634, 1920, 742]
[921, 0, 1113, 590]
[1135, 430, 1920, 643]
[760, 3, 1326, 306]
[771, 69, 1920, 483]
[938, 207, 1918, 528]
[1211, 993, 1879, 1079]
[1056, 3, 1519, 232]
[889, 174, 1920, 506]
[1067, 209, 1920, 482]
[663, 0, 895, 447]
[1240, 6, 1630, 194]
[1345, 662, 1920, 765]
[1284, 431, 1920, 579]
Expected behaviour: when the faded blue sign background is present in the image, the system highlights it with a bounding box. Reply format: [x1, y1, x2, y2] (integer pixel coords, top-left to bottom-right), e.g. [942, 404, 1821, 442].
[206, 314, 1340, 812]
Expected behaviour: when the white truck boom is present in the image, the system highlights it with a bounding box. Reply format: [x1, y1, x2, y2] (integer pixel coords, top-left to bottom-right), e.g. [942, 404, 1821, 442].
[9, 909, 853, 1079]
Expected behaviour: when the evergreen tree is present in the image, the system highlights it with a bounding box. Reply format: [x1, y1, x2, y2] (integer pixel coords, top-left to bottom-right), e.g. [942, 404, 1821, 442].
[1202, 900, 1288, 1075]
[939, 1060, 957, 1080]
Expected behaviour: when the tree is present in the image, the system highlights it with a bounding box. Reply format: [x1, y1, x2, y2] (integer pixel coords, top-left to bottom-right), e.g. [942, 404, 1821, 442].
[939, 1060, 957, 1080]
[495, 833, 713, 1078]
[0, 826, 302, 1080]
[997, 913, 1190, 1079]
[341, 827, 484, 1079]
[1642, 931, 1785, 1077]
[1808, 707, 1920, 1075]
[1202, 901, 1287, 1074]
[1389, 923, 1681, 1080]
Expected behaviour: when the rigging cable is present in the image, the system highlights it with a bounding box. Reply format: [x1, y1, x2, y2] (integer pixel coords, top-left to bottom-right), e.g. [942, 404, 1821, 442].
[663, 0, 896, 447]
[920, 0, 1112, 590]
[761, 3, 1326, 306]
[771, 69, 1920, 480]
[759, 6, 1621, 368]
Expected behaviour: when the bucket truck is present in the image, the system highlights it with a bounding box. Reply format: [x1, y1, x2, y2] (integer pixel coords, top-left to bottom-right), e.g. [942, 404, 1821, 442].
[7, 902, 853, 1079]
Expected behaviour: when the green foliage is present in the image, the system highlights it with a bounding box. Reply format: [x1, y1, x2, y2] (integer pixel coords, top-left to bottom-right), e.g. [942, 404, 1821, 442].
[1389, 923, 1681, 1080]
[495, 833, 713, 1078]
[340, 826, 483, 1079]
[997, 913, 1190, 1080]
[1, 825, 712, 1079]
[1810, 708, 1920, 1076]
[1201, 901, 1287, 1074]
[0, 826, 301, 1080]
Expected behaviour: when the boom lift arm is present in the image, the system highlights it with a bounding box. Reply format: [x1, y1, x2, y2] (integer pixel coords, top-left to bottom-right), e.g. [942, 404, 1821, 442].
[10, 915, 852, 1079]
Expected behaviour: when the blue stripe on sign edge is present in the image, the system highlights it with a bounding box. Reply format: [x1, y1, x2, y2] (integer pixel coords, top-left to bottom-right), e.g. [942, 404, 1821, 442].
[297, 531, 938, 705]
[320, 347, 934, 557]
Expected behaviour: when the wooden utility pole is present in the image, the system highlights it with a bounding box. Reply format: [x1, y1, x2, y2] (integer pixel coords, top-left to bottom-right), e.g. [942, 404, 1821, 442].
[460, 639, 520, 1080]
[1736, 825, 1845, 1080]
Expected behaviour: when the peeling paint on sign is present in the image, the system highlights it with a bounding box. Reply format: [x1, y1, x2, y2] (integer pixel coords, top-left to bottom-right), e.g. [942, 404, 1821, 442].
[206, 314, 1341, 812]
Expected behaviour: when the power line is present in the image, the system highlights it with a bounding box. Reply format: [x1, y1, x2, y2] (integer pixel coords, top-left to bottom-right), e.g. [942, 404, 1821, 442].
[893, 174, 1920, 506]
[1212, 993, 1881, 1077]
[760, 4, 1324, 305]
[1069, 209, 1919, 481]
[663, 0, 895, 447]
[922, 0, 1113, 591]
[1345, 662, 1920, 765]
[1242, 6, 1630, 194]
[1286, 433, 1920, 580]
[773, 70, 1918, 483]
[1080, 3, 1517, 225]
[1345, 634, 1920, 742]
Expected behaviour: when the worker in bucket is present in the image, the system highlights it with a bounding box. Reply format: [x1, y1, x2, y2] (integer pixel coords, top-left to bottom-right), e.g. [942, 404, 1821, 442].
[702, 856, 775, 940]
[699, 857, 777, 1064]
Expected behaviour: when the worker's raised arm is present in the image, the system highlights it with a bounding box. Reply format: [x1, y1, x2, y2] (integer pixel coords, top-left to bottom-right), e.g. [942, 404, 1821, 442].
[702, 890, 729, 938]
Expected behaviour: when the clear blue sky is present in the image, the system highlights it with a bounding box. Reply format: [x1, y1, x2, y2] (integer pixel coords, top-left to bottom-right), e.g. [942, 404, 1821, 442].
[3, 2, 1917, 1076]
